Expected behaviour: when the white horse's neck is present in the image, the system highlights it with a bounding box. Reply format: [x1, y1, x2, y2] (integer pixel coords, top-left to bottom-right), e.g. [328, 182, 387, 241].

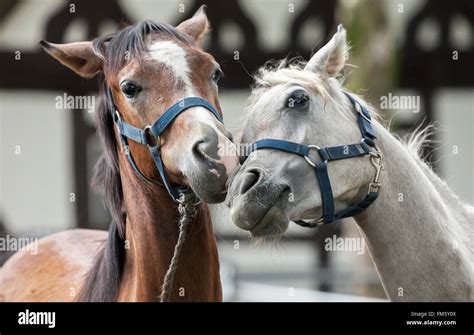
[354, 123, 473, 301]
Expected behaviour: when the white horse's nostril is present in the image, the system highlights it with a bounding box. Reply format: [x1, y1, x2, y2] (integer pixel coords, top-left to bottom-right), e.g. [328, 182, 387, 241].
[239, 170, 260, 195]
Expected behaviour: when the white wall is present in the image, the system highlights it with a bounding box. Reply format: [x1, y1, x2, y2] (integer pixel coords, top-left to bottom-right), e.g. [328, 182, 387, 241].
[436, 89, 474, 203]
[0, 91, 74, 235]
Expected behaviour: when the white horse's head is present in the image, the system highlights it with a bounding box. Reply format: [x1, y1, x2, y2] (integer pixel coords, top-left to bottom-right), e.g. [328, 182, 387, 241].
[227, 25, 378, 237]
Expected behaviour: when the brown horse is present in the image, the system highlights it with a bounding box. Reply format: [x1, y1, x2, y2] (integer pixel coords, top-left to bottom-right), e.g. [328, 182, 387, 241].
[0, 7, 238, 302]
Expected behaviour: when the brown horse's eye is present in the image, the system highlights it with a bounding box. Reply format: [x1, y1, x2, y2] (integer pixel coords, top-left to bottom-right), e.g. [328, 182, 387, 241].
[121, 82, 141, 98]
[212, 68, 223, 84]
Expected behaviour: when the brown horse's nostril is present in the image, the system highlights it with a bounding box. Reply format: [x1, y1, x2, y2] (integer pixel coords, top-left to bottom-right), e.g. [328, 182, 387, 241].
[239, 169, 261, 195]
[192, 133, 219, 162]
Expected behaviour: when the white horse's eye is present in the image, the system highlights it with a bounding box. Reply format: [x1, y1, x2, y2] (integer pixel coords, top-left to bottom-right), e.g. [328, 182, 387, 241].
[287, 91, 309, 108]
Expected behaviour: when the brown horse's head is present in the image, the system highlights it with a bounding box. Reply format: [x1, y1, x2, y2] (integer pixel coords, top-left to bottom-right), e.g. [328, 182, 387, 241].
[40, 7, 238, 204]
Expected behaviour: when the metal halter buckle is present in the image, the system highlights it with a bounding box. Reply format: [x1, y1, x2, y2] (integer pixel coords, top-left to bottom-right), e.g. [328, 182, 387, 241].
[144, 126, 160, 150]
[304, 145, 324, 167]
[368, 148, 384, 194]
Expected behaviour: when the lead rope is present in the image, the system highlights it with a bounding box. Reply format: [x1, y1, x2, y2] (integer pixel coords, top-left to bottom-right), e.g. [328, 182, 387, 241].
[159, 192, 198, 302]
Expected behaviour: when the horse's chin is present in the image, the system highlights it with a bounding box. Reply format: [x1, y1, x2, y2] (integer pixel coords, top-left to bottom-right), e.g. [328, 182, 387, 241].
[186, 179, 227, 204]
[248, 206, 290, 239]
[193, 188, 227, 204]
[182, 169, 229, 203]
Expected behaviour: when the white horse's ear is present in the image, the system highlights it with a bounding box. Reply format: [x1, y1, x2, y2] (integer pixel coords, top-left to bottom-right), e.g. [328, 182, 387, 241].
[305, 24, 348, 77]
[176, 5, 210, 45]
[39, 40, 101, 78]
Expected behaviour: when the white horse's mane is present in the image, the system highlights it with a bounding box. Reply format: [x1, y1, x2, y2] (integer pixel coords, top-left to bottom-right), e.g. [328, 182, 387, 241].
[402, 125, 474, 254]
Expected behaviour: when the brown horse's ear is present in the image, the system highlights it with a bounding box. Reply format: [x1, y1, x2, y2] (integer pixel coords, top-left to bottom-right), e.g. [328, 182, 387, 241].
[176, 5, 210, 44]
[39, 40, 101, 78]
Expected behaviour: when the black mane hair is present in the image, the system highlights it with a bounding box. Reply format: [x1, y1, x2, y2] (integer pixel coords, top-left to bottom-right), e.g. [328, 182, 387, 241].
[77, 20, 192, 302]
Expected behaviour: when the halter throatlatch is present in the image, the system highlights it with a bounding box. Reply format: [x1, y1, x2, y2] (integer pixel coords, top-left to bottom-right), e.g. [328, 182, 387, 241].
[244, 92, 384, 226]
[107, 88, 223, 202]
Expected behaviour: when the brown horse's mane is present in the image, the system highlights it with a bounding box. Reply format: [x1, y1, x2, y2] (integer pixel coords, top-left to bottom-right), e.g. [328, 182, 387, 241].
[77, 20, 193, 302]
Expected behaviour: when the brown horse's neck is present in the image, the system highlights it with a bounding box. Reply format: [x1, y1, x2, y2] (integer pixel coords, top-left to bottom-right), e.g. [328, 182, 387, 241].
[117, 159, 222, 302]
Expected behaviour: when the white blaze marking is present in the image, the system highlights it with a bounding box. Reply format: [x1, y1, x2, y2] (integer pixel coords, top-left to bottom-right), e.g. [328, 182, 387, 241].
[148, 40, 193, 93]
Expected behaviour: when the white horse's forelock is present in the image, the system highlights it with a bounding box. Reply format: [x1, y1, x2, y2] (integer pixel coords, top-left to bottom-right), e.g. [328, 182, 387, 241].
[244, 60, 381, 125]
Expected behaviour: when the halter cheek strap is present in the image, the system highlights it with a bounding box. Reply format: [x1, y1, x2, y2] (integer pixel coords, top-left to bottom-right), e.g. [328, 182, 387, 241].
[107, 88, 223, 202]
[245, 92, 383, 225]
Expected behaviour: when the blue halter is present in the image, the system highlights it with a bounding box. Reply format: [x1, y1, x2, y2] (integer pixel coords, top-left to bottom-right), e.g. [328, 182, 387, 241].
[244, 92, 383, 226]
[107, 88, 223, 202]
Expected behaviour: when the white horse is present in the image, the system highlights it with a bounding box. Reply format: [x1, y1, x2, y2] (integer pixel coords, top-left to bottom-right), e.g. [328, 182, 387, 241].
[226, 25, 474, 301]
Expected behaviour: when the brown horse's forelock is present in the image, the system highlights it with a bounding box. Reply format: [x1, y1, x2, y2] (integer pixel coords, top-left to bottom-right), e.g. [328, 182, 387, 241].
[77, 20, 192, 302]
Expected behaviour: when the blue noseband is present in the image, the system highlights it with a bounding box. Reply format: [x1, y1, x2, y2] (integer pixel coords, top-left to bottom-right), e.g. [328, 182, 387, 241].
[107, 88, 223, 202]
[243, 92, 382, 226]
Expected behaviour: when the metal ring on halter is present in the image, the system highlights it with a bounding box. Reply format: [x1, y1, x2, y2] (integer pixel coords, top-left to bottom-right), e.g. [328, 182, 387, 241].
[304, 144, 324, 167]
[369, 152, 382, 163]
[114, 110, 122, 123]
[363, 139, 382, 158]
[144, 126, 160, 150]
[369, 148, 383, 162]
